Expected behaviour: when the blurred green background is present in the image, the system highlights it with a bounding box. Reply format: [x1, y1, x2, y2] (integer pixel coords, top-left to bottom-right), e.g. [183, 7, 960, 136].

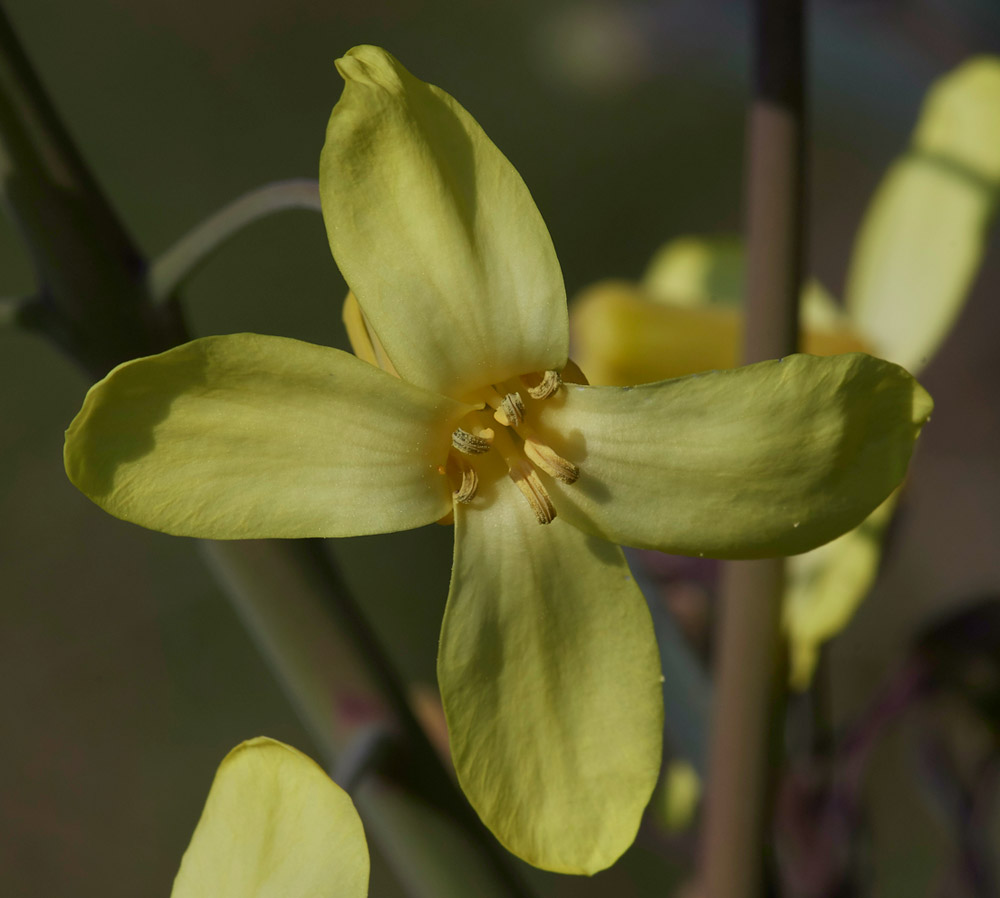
[3, 0, 1000, 895]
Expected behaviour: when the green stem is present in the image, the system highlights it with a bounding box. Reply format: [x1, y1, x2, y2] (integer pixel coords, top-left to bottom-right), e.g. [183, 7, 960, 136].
[202, 539, 533, 898]
[699, 1, 805, 896]
[0, 5, 135, 257]
[0, 4, 181, 377]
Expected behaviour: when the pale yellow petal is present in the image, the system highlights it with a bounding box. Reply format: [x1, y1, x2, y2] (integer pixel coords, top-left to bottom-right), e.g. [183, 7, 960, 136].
[641, 235, 745, 306]
[342, 290, 399, 375]
[533, 353, 931, 558]
[171, 737, 369, 898]
[784, 493, 899, 689]
[65, 334, 469, 538]
[846, 57, 1000, 370]
[570, 282, 870, 386]
[321, 46, 567, 399]
[439, 454, 662, 874]
[341, 290, 379, 367]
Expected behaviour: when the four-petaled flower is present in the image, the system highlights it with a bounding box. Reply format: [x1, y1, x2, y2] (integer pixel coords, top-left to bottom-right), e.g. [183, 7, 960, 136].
[64, 46, 931, 874]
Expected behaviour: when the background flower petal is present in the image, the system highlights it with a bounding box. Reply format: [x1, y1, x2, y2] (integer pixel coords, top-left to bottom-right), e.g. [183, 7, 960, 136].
[641, 234, 746, 308]
[321, 45, 567, 400]
[439, 461, 663, 875]
[171, 737, 369, 898]
[783, 492, 899, 690]
[534, 353, 932, 558]
[570, 278, 866, 386]
[342, 290, 401, 376]
[845, 57, 1000, 372]
[65, 334, 468, 538]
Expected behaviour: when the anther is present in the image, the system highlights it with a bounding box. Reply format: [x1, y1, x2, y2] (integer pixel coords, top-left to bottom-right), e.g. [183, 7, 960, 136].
[494, 392, 525, 428]
[523, 437, 579, 484]
[508, 463, 556, 524]
[522, 370, 562, 400]
[447, 455, 479, 503]
[454, 464, 478, 504]
[451, 428, 492, 455]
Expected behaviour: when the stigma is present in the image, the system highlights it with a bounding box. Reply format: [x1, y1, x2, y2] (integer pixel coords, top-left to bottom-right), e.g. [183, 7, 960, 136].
[445, 368, 578, 524]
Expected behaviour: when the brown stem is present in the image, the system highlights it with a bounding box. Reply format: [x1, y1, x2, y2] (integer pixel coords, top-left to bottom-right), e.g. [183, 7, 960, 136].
[699, 1, 806, 896]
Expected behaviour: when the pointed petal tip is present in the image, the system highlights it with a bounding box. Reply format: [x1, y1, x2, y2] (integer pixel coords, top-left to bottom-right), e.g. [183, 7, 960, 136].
[335, 45, 401, 88]
[322, 44, 568, 398]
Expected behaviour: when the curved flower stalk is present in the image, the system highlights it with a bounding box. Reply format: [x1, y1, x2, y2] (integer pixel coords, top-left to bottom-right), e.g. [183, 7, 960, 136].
[571, 56, 1000, 689]
[64, 46, 930, 874]
[171, 738, 369, 898]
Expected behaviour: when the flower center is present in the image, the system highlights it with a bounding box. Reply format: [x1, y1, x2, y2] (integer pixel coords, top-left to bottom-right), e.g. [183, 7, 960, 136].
[445, 369, 579, 524]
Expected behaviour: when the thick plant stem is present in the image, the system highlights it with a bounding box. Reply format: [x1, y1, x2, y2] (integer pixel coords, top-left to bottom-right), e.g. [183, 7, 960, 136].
[0, 4, 184, 376]
[0, 5, 135, 258]
[699, 2, 805, 897]
[202, 539, 533, 898]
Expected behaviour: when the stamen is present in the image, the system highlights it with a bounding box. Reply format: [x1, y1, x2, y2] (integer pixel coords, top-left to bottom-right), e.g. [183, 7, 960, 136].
[508, 462, 556, 524]
[493, 391, 525, 428]
[451, 428, 492, 455]
[459, 372, 580, 523]
[521, 369, 562, 400]
[523, 437, 579, 484]
[455, 466, 478, 504]
[490, 426, 557, 523]
[447, 455, 479, 503]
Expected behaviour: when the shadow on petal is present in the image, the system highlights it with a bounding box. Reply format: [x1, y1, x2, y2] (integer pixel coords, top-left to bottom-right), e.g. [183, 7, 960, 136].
[66, 346, 210, 501]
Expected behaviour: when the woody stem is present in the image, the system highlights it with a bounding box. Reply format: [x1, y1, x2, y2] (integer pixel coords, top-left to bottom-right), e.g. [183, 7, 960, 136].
[699, 1, 806, 897]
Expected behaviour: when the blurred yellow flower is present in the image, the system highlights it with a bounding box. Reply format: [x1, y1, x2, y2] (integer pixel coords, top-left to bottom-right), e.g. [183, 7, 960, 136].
[571, 57, 1000, 688]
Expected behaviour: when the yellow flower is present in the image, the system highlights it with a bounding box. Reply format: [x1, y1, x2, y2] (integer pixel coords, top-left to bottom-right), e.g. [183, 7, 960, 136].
[64, 46, 931, 873]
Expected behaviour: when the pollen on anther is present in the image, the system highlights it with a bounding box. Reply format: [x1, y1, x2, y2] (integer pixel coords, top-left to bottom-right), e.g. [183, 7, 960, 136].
[446, 454, 479, 503]
[455, 466, 478, 503]
[452, 427, 492, 455]
[522, 369, 561, 400]
[494, 392, 525, 428]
